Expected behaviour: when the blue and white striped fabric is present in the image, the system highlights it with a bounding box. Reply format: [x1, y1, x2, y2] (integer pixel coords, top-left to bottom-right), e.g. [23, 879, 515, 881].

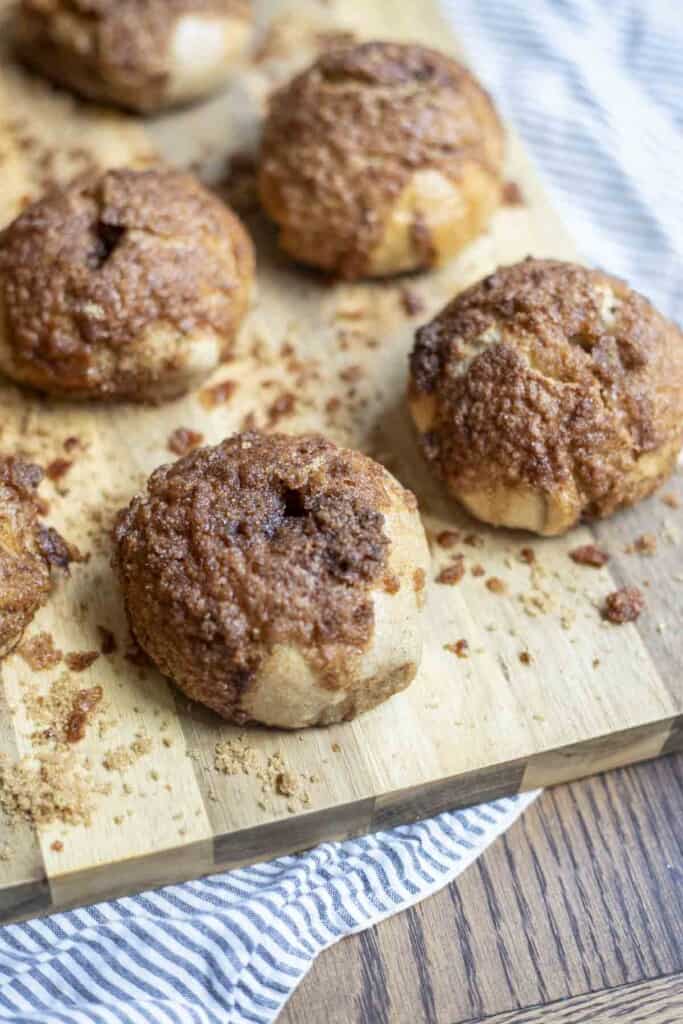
[2, 1, 681, 1021]
[444, 0, 683, 325]
[0, 796, 535, 1023]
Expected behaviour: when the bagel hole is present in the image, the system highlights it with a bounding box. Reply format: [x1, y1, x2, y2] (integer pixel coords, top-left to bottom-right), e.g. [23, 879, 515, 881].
[88, 222, 125, 269]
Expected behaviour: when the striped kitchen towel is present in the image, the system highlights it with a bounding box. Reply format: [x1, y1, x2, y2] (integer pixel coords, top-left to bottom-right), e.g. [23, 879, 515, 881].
[444, 0, 683, 324]
[1, 1, 681, 1022]
[0, 796, 536, 1024]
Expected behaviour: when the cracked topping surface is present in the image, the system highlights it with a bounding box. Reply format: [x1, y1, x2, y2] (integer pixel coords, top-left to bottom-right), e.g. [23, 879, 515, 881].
[259, 41, 503, 278]
[19, 0, 250, 87]
[410, 258, 683, 517]
[0, 457, 51, 657]
[0, 167, 253, 392]
[114, 433, 397, 717]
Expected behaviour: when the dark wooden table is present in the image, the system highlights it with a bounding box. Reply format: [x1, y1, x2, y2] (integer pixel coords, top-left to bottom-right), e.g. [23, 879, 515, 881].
[282, 753, 683, 1023]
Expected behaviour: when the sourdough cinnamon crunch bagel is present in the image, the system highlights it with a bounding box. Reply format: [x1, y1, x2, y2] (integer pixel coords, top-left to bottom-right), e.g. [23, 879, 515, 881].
[14, 0, 252, 113]
[114, 432, 430, 728]
[0, 457, 51, 658]
[259, 41, 504, 279]
[408, 259, 683, 535]
[0, 167, 254, 402]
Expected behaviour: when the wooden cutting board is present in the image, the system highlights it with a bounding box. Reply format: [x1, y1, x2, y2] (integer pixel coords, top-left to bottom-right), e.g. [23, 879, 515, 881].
[0, 0, 681, 926]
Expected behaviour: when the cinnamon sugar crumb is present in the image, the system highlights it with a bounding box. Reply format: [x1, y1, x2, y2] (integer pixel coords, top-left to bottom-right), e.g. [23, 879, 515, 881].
[65, 650, 99, 672]
[471, 564, 485, 578]
[444, 639, 469, 659]
[486, 577, 507, 594]
[17, 632, 62, 670]
[570, 544, 609, 567]
[436, 530, 461, 549]
[45, 458, 72, 482]
[437, 556, 465, 585]
[0, 751, 106, 826]
[519, 547, 535, 564]
[199, 379, 238, 409]
[519, 650, 533, 665]
[275, 771, 299, 797]
[213, 737, 313, 809]
[630, 533, 657, 556]
[167, 427, 204, 456]
[602, 587, 644, 624]
[383, 574, 400, 594]
[661, 492, 681, 509]
[102, 737, 153, 772]
[413, 568, 426, 592]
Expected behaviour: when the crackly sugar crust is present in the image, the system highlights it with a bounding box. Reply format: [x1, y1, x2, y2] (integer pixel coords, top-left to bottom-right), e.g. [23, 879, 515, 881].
[0, 167, 254, 400]
[113, 432, 424, 723]
[409, 258, 683, 528]
[259, 41, 504, 279]
[16, 0, 251, 111]
[0, 457, 51, 657]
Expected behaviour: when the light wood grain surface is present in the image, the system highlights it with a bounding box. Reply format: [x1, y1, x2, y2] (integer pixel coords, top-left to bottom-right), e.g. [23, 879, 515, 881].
[281, 752, 683, 1024]
[0, 0, 681, 923]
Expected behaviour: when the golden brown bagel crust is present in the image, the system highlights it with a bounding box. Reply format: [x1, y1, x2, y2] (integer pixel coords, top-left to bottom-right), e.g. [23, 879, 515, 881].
[409, 258, 683, 535]
[113, 432, 429, 727]
[259, 41, 504, 279]
[0, 167, 254, 401]
[15, 0, 252, 113]
[0, 457, 51, 658]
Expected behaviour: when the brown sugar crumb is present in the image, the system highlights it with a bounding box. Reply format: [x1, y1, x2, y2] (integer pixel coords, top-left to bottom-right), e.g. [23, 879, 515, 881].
[214, 736, 260, 776]
[275, 771, 299, 797]
[36, 526, 82, 571]
[65, 686, 103, 744]
[98, 626, 117, 655]
[436, 529, 461, 549]
[399, 287, 425, 317]
[413, 567, 426, 593]
[65, 650, 99, 672]
[486, 577, 507, 594]
[519, 547, 535, 564]
[464, 533, 485, 548]
[63, 436, 81, 453]
[471, 563, 486, 578]
[214, 737, 312, 808]
[24, 672, 106, 746]
[0, 751, 104, 826]
[199, 379, 238, 409]
[383, 574, 401, 594]
[570, 544, 609, 568]
[45, 458, 72, 482]
[602, 587, 645, 624]
[325, 396, 341, 415]
[17, 632, 62, 670]
[519, 650, 533, 665]
[50, 840, 63, 852]
[167, 427, 204, 456]
[102, 736, 153, 772]
[631, 533, 658, 556]
[437, 556, 465, 586]
[331, 742, 341, 753]
[661, 492, 681, 509]
[502, 181, 525, 205]
[445, 639, 469, 659]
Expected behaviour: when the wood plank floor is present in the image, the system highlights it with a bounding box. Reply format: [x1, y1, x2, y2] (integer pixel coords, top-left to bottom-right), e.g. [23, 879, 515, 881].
[281, 753, 683, 1023]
